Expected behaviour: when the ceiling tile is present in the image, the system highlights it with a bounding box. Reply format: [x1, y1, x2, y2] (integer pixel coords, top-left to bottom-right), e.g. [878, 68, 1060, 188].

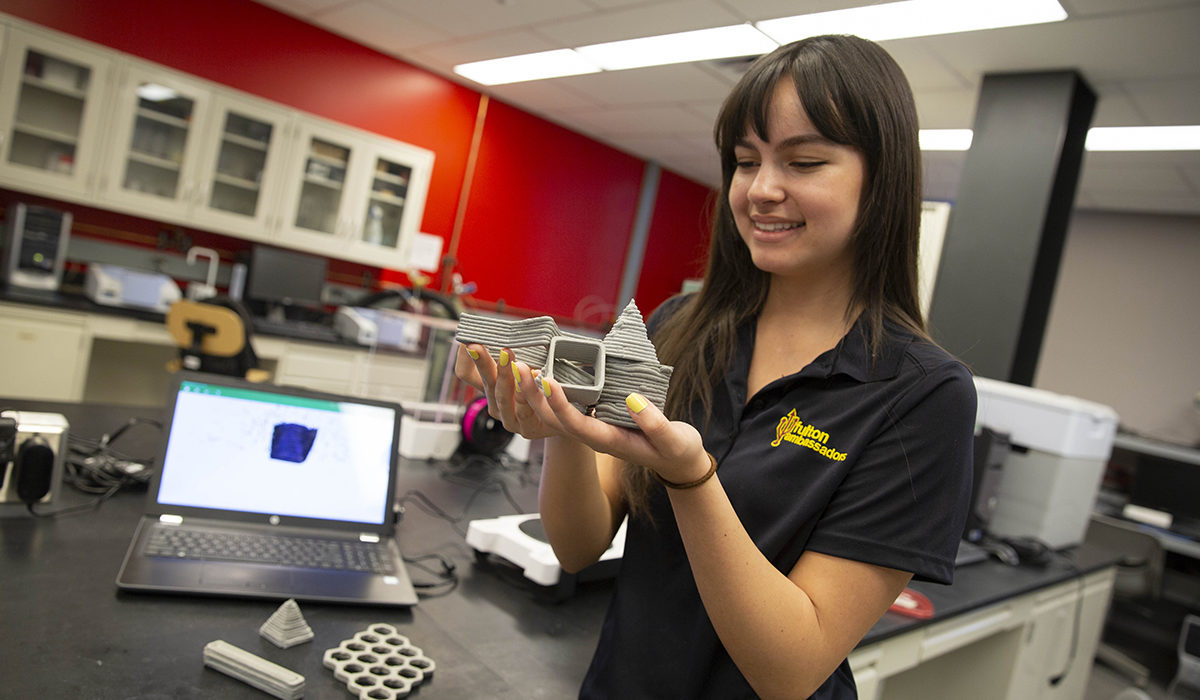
[486, 80, 601, 112]
[254, 0, 346, 16]
[917, 5, 1200, 85]
[372, 0, 596, 36]
[406, 29, 563, 67]
[559, 104, 713, 137]
[548, 63, 733, 107]
[716, 0, 873, 22]
[914, 89, 978, 129]
[307, 2, 450, 53]
[1122, 77, 1200, 125]
[537, 0, 742, 45]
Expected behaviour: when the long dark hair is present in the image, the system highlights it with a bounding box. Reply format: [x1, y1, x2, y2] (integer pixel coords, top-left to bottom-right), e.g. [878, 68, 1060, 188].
[624, 35, 928, 515]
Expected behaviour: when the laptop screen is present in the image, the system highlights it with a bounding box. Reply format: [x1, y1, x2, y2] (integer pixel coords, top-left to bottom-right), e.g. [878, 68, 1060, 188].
[154, 379, 398, 526]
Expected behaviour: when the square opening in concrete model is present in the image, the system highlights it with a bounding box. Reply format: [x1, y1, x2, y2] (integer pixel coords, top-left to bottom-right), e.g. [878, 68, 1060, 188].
[545, 336, 605, 406]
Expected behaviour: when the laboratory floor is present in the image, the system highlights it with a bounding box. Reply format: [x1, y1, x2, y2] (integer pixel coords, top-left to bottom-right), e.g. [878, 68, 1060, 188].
[1086, 662, 1170, 699]
[1084, 644, 1198, 700]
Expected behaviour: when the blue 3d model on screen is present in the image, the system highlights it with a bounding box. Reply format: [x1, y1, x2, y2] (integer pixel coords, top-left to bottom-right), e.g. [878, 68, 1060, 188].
[270, 423, 317, 463]
[454, 300, 672, 429]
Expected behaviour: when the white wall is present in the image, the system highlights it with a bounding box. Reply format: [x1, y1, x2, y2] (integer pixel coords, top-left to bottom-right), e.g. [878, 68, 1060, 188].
[1034, 209, 1200, 446]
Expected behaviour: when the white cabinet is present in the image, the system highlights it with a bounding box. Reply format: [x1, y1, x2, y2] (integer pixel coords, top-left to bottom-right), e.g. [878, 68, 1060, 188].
[98, 62, 213, 220]
[277, 117, 433, 269]
[849, 568, 1116, 700]
[188, 93, 292, 241]
[1009, 574, 1114, 700]
[0, 26, 113, 200]
[0, 14, 434, 271]
[0, 303, 91, 401]
[274, 338, 426, 403]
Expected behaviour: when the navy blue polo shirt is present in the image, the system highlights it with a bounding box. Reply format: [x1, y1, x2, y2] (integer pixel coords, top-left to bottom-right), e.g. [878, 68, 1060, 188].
[579, 296, 976, 700]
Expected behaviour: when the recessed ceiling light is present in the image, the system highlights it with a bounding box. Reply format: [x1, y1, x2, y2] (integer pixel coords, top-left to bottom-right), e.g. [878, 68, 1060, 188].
[453, 49, 600, 86]
[918, 126, 1200, 152]
[920, 129, 974, 151]
[756, 0, 1067, 44]
[1085, 126, 1200, 151]
[575, 24, 777, 71]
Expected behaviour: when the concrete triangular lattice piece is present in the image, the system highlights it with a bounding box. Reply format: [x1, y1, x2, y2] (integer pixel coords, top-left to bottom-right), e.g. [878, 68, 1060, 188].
[259, 598, 315, 649]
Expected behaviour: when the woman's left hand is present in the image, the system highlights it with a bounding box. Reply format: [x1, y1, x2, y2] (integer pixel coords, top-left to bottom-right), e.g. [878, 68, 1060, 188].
[526, 374, 713, 485]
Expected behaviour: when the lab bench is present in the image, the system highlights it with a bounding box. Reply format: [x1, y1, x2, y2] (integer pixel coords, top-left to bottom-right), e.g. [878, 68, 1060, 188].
[0, 293, 430, 407]
[0, 398, 1119, 699]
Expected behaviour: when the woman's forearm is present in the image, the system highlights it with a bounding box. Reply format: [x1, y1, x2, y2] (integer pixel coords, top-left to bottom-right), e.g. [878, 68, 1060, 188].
[668, 476, 908, 700]
[537, 436, 624, 573]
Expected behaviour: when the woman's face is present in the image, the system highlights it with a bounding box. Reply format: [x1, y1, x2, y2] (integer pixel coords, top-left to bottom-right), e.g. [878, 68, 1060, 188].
[728, 79, 865, 288]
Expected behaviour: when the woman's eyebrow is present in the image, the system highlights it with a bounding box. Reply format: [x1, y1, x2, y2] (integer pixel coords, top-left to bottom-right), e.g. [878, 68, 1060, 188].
[777, 133, 834, 149]
[733, 133, 834, 151]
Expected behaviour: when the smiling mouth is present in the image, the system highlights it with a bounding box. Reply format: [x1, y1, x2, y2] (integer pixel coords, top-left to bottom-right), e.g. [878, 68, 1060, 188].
[754, 221, 804, 233]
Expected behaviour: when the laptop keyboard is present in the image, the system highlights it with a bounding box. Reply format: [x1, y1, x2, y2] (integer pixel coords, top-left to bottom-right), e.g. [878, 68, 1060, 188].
[144, 526, 396, 574]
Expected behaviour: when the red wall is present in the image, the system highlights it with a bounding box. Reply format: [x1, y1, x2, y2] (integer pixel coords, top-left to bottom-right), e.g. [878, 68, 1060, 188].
[638, 171, 715, 312]
[456, 100, 643, 319]
[0, 0, 713, 321]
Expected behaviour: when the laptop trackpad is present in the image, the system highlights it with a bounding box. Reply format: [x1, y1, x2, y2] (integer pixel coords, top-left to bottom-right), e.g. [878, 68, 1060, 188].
[200, 563, 293, 591]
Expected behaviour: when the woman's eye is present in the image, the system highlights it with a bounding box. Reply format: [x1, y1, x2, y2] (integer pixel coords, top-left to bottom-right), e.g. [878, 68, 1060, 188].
[735, 159, 759, 169]
[791, 160, 826, 169]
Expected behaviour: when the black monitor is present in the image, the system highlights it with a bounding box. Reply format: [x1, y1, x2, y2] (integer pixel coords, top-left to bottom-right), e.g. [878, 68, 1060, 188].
[245, 245, 327, 311]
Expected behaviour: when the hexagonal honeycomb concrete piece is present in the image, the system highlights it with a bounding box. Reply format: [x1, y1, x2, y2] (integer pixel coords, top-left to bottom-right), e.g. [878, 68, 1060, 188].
[323, 624, 436, 699]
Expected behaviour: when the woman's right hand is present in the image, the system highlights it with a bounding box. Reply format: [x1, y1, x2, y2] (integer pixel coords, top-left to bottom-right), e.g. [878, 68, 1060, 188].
[454, 342, 570, 441]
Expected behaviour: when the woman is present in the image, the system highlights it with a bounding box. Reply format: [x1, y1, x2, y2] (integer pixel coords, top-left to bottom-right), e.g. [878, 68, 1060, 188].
[457, 35, 975, 699]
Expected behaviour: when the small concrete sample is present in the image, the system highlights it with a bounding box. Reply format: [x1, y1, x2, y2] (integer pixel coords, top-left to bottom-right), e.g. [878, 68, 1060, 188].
[455, 300, 672, 428]
[259, 598, 315, 649]
[323, 623, 436, 699]
[203, 639, 305, 700]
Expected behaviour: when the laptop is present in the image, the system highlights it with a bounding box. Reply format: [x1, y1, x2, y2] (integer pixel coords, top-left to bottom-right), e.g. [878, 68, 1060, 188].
[117, 372, 418, 606]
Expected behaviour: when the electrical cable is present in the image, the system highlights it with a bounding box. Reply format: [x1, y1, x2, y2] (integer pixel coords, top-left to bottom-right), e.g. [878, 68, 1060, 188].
[394, 453, 532, 597]
[27, 415, 163, 518]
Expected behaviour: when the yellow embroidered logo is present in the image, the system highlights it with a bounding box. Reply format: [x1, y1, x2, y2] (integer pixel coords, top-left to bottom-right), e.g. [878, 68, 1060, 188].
[770, 409, 848, 461]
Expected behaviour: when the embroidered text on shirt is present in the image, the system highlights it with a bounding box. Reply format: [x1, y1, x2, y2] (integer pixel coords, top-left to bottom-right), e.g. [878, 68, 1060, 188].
[771, 409, 848, 461]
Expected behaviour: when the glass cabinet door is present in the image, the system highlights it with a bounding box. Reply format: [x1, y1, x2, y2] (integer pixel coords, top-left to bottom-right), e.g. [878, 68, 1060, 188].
[0, 31, 111, 197]
[360, 155, 411, 248]
[121, 81, 197, 199]
[208, 110, 274, 217]
[189, 96, 290, 240]
[293, 134, 354, 235]
[101, 64, 211, 219]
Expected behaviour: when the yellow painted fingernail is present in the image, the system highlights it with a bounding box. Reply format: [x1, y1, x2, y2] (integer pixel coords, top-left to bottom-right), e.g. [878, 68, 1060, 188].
[540, 376, 551, 397]
[499, 350, 510, 367]
[626, 393, 649, 414]
[467, 348, 479, 360]
[511, 361, 522, 392]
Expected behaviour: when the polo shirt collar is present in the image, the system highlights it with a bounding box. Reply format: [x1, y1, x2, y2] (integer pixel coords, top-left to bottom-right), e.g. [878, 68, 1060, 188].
[812, 316, 911, 383]
[732, 314, 912, 391]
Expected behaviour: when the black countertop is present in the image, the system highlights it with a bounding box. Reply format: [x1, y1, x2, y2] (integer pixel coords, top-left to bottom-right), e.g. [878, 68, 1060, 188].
[0, 285, 404, 351]
[0, 399, 1120, 698]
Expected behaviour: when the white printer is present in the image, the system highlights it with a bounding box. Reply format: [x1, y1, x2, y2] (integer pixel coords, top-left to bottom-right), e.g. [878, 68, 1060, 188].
[974, 377, 1119, 548]
[85, 264, 181, 313]
[333, 306, 423, 351]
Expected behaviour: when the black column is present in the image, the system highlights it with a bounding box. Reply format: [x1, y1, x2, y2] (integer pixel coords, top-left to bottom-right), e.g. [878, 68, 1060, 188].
[927, 71, 1096, 386]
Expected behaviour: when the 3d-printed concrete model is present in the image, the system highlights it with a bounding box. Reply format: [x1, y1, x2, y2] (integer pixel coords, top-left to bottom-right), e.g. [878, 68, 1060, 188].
[259, 598, 315, 649]
[203, 639, 305, 700]
[323, 623, 436, 699]
[454, 300, 672, 429]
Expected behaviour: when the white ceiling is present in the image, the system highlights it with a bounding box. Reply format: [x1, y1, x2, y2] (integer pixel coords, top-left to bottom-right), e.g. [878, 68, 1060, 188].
[255, 0, 1200, 216]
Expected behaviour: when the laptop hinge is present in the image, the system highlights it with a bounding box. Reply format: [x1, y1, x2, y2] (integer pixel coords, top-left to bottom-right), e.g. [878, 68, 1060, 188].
[358, 533, 380, 543]
[159, 514, 184, 525]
